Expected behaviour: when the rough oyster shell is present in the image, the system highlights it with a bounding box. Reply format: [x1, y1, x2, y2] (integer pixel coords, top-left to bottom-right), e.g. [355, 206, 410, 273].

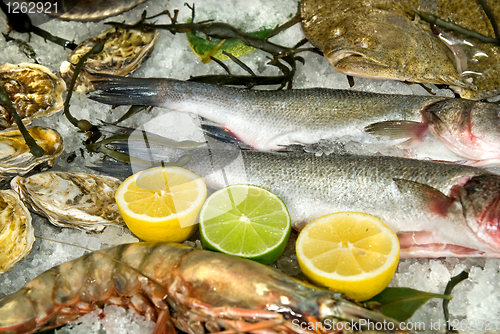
[49, 0, 148, 22]
[0, 127, 64, 184]
[0, 189, 33, 273]
[11, 172, 124, 232]
[60, 25, 159, 93]
[0, 63, 66, 129]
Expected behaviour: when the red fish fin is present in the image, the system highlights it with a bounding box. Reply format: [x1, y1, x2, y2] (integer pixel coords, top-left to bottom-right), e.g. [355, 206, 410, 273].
[201, 123, 253, 150]
[397, 231, 487, 257]
[365, 120, 428, 140]
[393, 178, 455, 217]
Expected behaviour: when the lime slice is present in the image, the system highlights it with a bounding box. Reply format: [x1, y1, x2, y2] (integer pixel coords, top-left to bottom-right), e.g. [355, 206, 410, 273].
[199, 184, 291, 264]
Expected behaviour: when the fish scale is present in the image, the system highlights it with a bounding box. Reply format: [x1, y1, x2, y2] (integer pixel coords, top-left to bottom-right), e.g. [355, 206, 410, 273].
[174, 149, 500, 258]
[90, 75, 500, 166]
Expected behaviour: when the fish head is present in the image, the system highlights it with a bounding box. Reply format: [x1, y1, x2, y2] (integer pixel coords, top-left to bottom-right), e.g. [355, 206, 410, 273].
[459, 175, 500, 250]
[423, 99, 500, 166]
[301, 1, 473, 88]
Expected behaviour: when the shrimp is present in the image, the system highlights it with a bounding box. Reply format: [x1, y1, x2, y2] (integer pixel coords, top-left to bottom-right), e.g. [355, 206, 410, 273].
[0, 242, 407, 333]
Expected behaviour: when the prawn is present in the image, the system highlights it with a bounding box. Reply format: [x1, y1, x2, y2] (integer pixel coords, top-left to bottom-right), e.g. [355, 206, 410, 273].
[0, 242, 407, 333]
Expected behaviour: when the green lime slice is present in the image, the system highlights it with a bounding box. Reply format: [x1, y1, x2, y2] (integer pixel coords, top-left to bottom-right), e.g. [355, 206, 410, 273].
[199, 184, 291, 264]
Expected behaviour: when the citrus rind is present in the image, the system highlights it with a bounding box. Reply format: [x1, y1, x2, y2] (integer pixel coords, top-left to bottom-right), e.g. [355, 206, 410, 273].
[199, 184, 291, 264]
[296, 211, 400, 301]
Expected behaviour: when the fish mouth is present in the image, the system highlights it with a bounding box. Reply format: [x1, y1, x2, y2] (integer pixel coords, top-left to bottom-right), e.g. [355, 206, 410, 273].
[325, 48, 475, 89]
[325, 50, 395, 80]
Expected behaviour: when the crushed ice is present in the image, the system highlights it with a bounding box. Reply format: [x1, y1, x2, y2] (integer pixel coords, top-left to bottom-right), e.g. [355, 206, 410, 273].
[0, 0, 499, 332]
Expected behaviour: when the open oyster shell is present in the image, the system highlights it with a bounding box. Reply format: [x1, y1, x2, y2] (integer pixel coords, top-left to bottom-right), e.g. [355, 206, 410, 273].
[0, 127, 64, 184]
[60, 25, 159, 93]
[11, 172, 124, 232]
[0, 189, 33, 273]
[0, 63, 66, 129]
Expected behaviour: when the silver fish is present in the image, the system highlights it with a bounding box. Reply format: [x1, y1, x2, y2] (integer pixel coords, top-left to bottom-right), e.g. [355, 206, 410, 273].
[127, 143, 500, 259]
[90, 76, 500, 166]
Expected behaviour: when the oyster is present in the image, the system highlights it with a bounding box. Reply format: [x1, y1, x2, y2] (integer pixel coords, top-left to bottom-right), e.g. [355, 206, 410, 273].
[60, 25, 159, 93]
[11, 172, 124, 232]
[0, 63, 65, 129]
[0, 127, 64, 184]
[49, 0, 148, 22]
[0, 190, 33, 273]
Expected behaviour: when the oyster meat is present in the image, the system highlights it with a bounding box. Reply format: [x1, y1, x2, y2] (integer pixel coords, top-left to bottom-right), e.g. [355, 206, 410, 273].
[11, 172, 124, 232]
[48, 0, 148, 22]
[0, 127, 64, 184]
[0, 63, 66, 129]
[0, 190, 33, 273]
[60, 25, 159, 93]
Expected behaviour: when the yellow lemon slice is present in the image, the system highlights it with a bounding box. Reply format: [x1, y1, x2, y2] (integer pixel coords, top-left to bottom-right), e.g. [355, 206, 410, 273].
[115, 166, 207, 242]
[296, 212, 400, 301]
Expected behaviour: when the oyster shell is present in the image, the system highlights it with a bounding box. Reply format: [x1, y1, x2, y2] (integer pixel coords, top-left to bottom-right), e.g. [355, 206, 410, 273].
[0, 189, 33, 273]
[60, 25, 159, 93]
[11, 172, 124, 232]
[0, 127, 64, 184]
[0, 63, 66, 129]
[49, 0, 148, 22]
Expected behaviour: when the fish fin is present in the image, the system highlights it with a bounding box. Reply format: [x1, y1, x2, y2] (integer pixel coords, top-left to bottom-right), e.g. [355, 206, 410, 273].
[392, 178, 455, 217]
[201, 124, 253, 150]
[365, 121, 428, 140]
[86, 157, 132, 180]
[97, 120, 136, 136]
[432, 159, 468, 165]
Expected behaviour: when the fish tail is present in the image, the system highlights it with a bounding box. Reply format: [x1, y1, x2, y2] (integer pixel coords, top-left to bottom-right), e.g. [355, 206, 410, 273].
[89, 74, 167, 107]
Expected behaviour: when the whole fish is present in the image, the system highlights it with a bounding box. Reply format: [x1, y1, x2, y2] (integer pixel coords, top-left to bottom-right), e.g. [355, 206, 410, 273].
[90, 76, 500, 166]
[300, 0, 500, 100]
[131, 144, 500, 259]
[300, 0, 473, 91]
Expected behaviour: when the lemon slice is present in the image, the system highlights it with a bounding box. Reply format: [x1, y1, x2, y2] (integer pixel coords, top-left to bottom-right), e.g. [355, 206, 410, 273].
[296, 212, 400, 301]
[115, 166, 207, 242]
[199, 184, 291, 265]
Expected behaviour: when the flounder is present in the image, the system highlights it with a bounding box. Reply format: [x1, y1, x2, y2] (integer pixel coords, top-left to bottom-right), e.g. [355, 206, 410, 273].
[301, 0, 500, 100]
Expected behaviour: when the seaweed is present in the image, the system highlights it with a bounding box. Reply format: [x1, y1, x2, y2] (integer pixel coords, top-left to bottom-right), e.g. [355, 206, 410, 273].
[62, 42, 105, 131]
[0, 1, 77, 50]
[0, 87, 44, 157]
[443, 270, 469, 333]
[2, 34, 39, 63]
[414, 1, 500, 46]
[105, 4, 316, 90]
